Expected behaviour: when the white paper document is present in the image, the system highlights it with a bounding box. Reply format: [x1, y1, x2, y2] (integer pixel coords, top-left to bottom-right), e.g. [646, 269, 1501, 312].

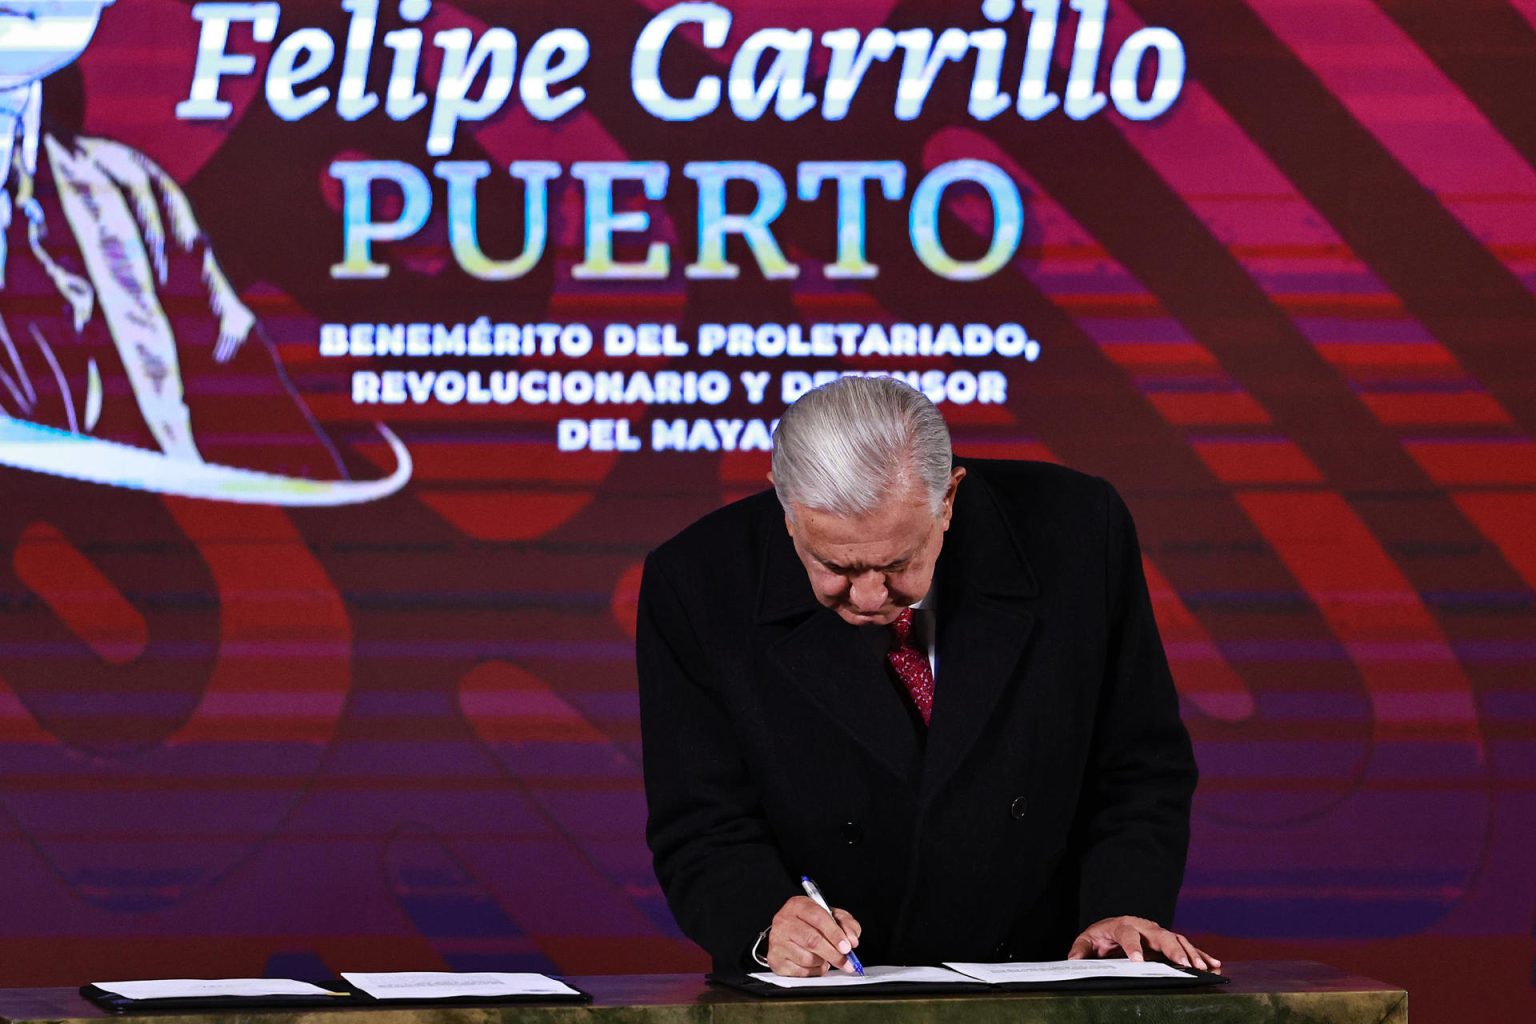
[748, 965, 975, 988]
[340, 972, 581, 1000]
[944, 960, 1192, 984]
[91, 979, 338, 1000]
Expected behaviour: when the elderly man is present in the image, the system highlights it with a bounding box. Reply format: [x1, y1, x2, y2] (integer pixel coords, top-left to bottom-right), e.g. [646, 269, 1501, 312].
[637, 376, 1214, 977]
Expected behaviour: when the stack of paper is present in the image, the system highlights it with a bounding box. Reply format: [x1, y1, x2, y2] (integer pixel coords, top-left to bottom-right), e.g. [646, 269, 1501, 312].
[749, 959, 1194, 988]
[88, 973, 584, 1004]
[341, 972, 583, 999]
[90, 980, 341, 1000]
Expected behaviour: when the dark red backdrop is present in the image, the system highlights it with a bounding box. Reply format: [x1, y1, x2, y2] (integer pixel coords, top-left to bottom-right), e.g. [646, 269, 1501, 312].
[0, 2, 1532, 1020]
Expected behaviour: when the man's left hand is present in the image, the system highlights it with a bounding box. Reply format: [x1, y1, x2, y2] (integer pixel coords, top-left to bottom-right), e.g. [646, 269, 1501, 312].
[1068, 916, 1221, 973]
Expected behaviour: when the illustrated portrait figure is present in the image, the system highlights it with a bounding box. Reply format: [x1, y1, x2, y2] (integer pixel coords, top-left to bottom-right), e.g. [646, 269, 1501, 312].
[0, 1, 405, 498]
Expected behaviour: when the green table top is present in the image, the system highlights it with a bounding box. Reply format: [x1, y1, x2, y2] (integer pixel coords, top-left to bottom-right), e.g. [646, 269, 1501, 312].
[0, 961, 1407, 1024]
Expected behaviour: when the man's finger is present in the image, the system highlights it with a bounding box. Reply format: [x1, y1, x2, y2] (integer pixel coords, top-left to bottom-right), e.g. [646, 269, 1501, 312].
[832, 908, 862, 946]
[1142, 927, 1184, 966]
[784, 920, 851, 971]
[1067, 933, 1093, 960]
[769, 946, 825, 977]
[785, 942, 826, 969]
[794, 903, 854, 959]
[1114, 923, 1147, 962]
[1178, 934, 1210, 971]
[1190, 941, 1221, 973]
[1175, 932, 1201, 969]
[774, 931, 836, 973]
[1154, 930, 1192, 968]
[770, 941, 815, 970]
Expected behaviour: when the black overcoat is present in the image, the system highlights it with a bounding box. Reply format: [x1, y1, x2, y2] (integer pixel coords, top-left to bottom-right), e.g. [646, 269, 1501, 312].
[637, 459, 1197, 971]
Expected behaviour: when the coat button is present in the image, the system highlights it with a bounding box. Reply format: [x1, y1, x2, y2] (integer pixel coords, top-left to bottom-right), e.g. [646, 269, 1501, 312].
[841, 821, 864, 845]
[1009, 797, 1028, 820]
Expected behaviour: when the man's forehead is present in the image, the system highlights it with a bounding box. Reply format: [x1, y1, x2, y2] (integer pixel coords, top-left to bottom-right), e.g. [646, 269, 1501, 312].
[801, 533, 925, 570]
[791, 502, 936, 563]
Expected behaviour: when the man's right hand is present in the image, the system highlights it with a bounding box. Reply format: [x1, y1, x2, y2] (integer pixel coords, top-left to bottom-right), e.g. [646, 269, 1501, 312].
[764, 895, 863, 976]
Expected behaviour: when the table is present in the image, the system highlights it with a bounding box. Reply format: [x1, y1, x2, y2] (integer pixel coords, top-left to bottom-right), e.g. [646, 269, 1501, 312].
[0, 962, 1407, 1024]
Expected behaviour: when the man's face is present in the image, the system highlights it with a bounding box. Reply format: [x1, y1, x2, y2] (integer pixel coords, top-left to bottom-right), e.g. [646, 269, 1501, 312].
[0, 2, 113, 90]
[784, 468, 965, 626]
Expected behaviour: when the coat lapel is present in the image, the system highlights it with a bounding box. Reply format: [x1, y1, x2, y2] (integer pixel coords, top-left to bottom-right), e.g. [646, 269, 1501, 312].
[767, 613, 921, 781]
[921, 471, 1038, 798]
[756, 505, 921, 781]
[751, 468, 1041, 789]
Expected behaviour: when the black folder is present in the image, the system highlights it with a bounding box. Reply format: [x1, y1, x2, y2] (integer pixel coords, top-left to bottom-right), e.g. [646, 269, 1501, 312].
[709, 965, 1229, 998]
[80, 984, 357, 1014]
[81, 980, 592, 1013]
[345, 983, 592, 1007]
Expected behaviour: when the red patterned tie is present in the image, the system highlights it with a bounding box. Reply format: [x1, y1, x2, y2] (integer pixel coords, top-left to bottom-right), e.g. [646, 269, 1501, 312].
[887, 607, 934, 725]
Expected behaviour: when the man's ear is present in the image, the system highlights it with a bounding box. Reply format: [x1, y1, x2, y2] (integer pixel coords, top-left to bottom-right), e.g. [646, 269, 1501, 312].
[772, 477, 799, 536]
[940, 467, 966, 530]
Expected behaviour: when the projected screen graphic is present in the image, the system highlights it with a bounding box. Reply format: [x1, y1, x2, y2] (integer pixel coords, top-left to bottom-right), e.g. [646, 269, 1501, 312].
[0, 1, 1532, 1018]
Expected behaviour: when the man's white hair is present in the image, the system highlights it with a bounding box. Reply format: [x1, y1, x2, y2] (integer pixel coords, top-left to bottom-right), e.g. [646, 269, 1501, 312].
[772, 376, 953, 520]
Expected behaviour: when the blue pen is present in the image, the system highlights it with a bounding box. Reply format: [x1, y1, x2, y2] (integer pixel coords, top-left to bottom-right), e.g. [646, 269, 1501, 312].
[800, 875, 864, 975]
